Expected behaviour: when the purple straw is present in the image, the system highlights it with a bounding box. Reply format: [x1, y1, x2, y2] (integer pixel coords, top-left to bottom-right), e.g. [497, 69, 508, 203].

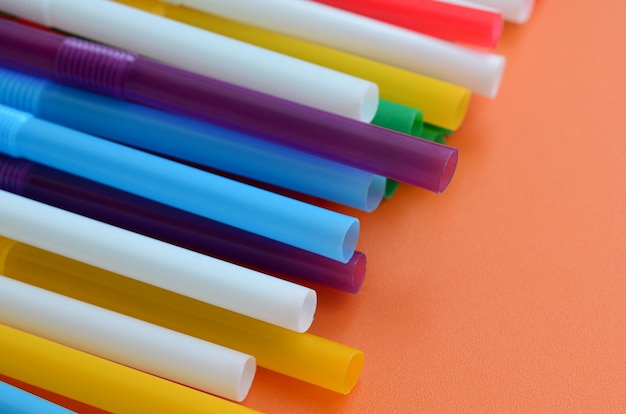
[0, 154, 366, 293]
[0, 18, 457, 193]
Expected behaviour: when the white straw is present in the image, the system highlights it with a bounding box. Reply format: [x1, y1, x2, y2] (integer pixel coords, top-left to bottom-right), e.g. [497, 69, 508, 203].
[0, 275, 256, 402]
[0, 0, 378, 121]
[0, 190, 317, 333]
[161, 0, 506, 97]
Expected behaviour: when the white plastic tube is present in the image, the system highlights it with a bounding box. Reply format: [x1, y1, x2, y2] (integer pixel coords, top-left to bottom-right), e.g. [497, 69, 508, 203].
[0, 190, 317, 333]
[435, 0, 535, 24]
[0, 0, 378, 121]
[0, 276, 256, 402]
[160, 0, 505, 97]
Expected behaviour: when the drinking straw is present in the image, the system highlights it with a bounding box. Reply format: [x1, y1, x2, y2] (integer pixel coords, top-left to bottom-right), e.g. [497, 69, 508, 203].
[0, 191, 317, 332]
[0, 19, 459, 191]
[0, 104, 359, 262]
[313, 0, 503, 48]
[0, 325, 261, 414]
[0, 276, 255, 402]
[0, 67, 383, 212]
[112, 0, 470, 131]
[0, 155, 366, 293]
[436, 0, 534, 23]
[0, 238, 365, 394]
[153, 0, 505, 97]
[0, 380, 75, 414]
[0, 0, 379, 122]
[372, 99, 424, 137]
[377, 111, 447, 199]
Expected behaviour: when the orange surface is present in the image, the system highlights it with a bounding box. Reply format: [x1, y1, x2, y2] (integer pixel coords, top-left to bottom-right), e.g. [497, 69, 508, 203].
[3, 1, 626, 412]
[240, 1, 626, 412]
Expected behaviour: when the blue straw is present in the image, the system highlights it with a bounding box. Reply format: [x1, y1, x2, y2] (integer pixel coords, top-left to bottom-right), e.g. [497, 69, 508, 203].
[0, 67, 384, 212]
[0, 380, 76, 414]
[0, 104, 359, 263]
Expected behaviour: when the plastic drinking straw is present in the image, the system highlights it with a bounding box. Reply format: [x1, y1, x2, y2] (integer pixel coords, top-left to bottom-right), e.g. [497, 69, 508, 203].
[372, 99, 424, 137]
[0, 191, 317, 332]
[0, 238, 365, 394]
[0, 104, 359, 262]
[0, 67, 383, 212]
[0, 20, 459, 191]
[0, 325, 261, 414]
[0, 276, 255, 402]
[313, 0, 503, 48]
[0, 155, 366, 293]
[0, 0, 379, 122]
[376, 108, 447, 199]
[153, 0, 505, 97]
[435, 0, 534, 23]
[112, 0, 470, 131]
[0, 380, 76, 414]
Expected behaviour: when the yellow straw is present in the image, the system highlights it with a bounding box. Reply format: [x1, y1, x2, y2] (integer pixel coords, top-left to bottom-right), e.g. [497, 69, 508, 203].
[0, 237, 364, 395]
[0, 322, 260, 414]
[114, 0, 471, 130]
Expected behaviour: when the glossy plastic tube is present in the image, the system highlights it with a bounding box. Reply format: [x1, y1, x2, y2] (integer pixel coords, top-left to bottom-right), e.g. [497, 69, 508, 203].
[0, 104, 358, 262]
[0, 67, 383, 212]
[156, 0, 505, 97]
[0, 20, 457, 191]
[0, 324, 261, 414]
[0, 238, 364, 394]
[372, 99, 423, 137]
[0, 380, 75, 414]
[0, 155, 366, 293]
[0, 0, 378, 121]
[0, 191, 317, 332]
[0, 276, 255, 402]
[436, 0, 534, 23]
[113, 0, 470, 130]
[314, 0, 503, 48]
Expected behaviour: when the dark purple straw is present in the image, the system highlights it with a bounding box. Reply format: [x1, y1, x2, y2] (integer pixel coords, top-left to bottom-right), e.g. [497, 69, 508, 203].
[0, 154, 366, 293]
[0, 18, 457, 193]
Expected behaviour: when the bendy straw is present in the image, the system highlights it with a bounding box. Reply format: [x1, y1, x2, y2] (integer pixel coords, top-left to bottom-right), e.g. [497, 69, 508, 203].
[0, 19, 458, 191]
[0, 66, 384, 212]
[0, 104, 359, 262]
[0, 0, 378, 121]
[111, 0, 471, 130]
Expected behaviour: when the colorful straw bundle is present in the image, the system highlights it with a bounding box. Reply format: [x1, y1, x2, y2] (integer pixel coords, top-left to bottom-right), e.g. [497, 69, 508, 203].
[0, 0, 536, 412]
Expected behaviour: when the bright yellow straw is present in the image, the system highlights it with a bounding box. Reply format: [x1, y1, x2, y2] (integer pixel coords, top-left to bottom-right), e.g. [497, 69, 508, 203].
[0, 237, 364, 395]
[0, 323, 260, 414]
[114, 0, 471, 130]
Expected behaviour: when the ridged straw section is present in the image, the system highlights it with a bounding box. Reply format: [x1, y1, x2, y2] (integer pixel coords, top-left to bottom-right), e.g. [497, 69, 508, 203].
[0, 105, 29, 158]
[55, 38, 137, 99]
[0, 68, 48, 115]
[0, 156, 33, 195]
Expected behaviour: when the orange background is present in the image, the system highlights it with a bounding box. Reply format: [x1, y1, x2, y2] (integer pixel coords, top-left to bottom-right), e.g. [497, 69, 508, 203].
[4, 0, 626, 412]
[243, 0, 626, 412]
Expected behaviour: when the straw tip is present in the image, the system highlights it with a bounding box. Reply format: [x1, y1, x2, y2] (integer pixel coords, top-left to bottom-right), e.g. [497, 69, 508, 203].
[437, 147, 458, 194]
[340, 350, 365, 395]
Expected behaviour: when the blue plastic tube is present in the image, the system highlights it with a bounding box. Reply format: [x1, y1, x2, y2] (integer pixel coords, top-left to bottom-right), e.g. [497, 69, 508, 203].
[0, 104, 359, 263]
[0, 67, 384, 212]
[0, 380, 76, 414]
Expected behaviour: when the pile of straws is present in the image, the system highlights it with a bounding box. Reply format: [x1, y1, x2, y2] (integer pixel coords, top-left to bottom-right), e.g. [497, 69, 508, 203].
[0, 0, 535, 412]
